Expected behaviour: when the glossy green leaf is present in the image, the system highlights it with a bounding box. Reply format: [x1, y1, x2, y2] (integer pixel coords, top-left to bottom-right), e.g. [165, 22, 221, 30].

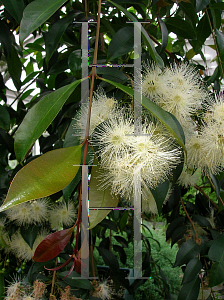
[165, 17, 197, 39]
[19, 0, 68, 44]
[210, 3, 224, 10]
[196, 0, 210, 12]
[216, 29, 224, 56]
[179, 1, 198, 26]
[182, 258, 202, 284]
[171, 225, 187, 247]
[0, 105, 10, 131]
[107, 0, 164, 69]
[209, 259, 224, 287]
[157, 15, 168, 54]
[0, 20, 12, 56]
[192, 214, 212, 229]
[166, 216, 185, 241]
[6, 45, 22, 90]
[174, 239, 201, 267]
[25, 43, 45, 52]
[150, 179, 170, 214]
[58, 271, 94, 290]
[1, 0, 25, 23]
[20, 225, 39, 249]
[99, 77, 186, 151]
[108, 26, 134, 60]
[96, 67, 127, 84]
[14, 79, 82, 163]
[0, 145, 82, 212]
[44, 12, 76, 61]
[98, 247, 120, 273]
[89, 161, 119, 229]
[178, 276, 200, 300]
[210, 173, 221, 199]
[208, 235, 224, 286]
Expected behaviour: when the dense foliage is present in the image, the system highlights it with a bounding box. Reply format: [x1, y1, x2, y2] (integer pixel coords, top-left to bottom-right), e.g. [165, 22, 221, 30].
[0, 0, 224, 299]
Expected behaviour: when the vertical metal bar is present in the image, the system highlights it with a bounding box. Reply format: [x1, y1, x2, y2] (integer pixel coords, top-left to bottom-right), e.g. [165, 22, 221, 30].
[133, 22, 142, 279]
[81, 165, 89, 278]
[81, 22, 89, 278]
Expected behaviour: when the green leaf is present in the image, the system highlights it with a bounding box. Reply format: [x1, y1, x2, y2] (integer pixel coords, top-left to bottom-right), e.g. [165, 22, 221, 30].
[58, 271, 94, 290]
[98, 77, 186, 151]
[6, 45, 22, 90]
[108, 26, 134, 60]
[210, 3, 224, 10]
[165, 17, 197, 39]
[44, 12, 76, 61]
[25, 43, 45, 52]
[96, 67, 127, 84]
[166, 216, 185, 241]
[0, 20, 12, 56]
[14, 79, 82, 163]
[174, 239, 201, 267]
[209, 233, 224, 285]
[98, 247, 120, 273]
[0, 145, 82, 212]
[0, 105, 10, 131]
[196, 0, 210, 12]
[107, 0, 164, 69]
[192, 214, 212, 229]
[179, 2, 198, 26]
[216, 29, 224, 56]
[182, 258, 202, 284]
[157, 15, 168, 54]
[150, 179, 170, 214]
[20, 225, 39, 249]
[171, 225, 187, 247]
[208, 234, 224, 262]
[19, 0, 68, 44]
[1, 0, 25, 23]
[178, 276, 200, 300]
[89, 159, 119, 229]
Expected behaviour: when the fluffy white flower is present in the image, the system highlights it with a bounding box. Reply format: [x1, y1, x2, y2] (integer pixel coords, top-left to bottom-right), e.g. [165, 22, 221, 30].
[95, 115, 181, 199]
[49, 200, 76, 229]
[178, 168, 201, 188]
[5, 198, 49, 226]
[9, 231, 48, 261]
[74, 87, 116, 140]
[92, 108, 134, 165]
[91, 281, 112, 300]
[141, 62, 165, 99]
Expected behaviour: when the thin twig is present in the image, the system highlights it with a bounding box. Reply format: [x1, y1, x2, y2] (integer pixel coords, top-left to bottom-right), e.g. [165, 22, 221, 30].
[194, 185, 219, 211]
[50, 257, 58, 297]
[9, 71, 42, 107]
[180, 197, 199, 242]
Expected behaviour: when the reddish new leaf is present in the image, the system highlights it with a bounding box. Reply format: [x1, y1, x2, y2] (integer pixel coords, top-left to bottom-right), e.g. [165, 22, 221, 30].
[32, 226, 74, 262]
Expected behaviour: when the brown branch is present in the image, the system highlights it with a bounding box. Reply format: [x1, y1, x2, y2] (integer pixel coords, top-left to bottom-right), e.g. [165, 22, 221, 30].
[194, 185, 219, 211]
[180, 197, 199, 242]
[144, 29, 179, 64]
[50, 257, 58, 297]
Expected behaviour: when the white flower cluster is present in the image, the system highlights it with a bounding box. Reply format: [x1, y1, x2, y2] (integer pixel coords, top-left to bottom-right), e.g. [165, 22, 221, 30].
[2, 199, 76, 260]
[142, 62, 224, 183]
[74, 87, 116, 140]
[92, 111, 181, 201]
[5, 279, 46, 300]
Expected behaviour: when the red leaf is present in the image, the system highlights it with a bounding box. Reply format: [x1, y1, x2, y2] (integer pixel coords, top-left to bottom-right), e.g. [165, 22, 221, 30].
[32, 227, 74, 262]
